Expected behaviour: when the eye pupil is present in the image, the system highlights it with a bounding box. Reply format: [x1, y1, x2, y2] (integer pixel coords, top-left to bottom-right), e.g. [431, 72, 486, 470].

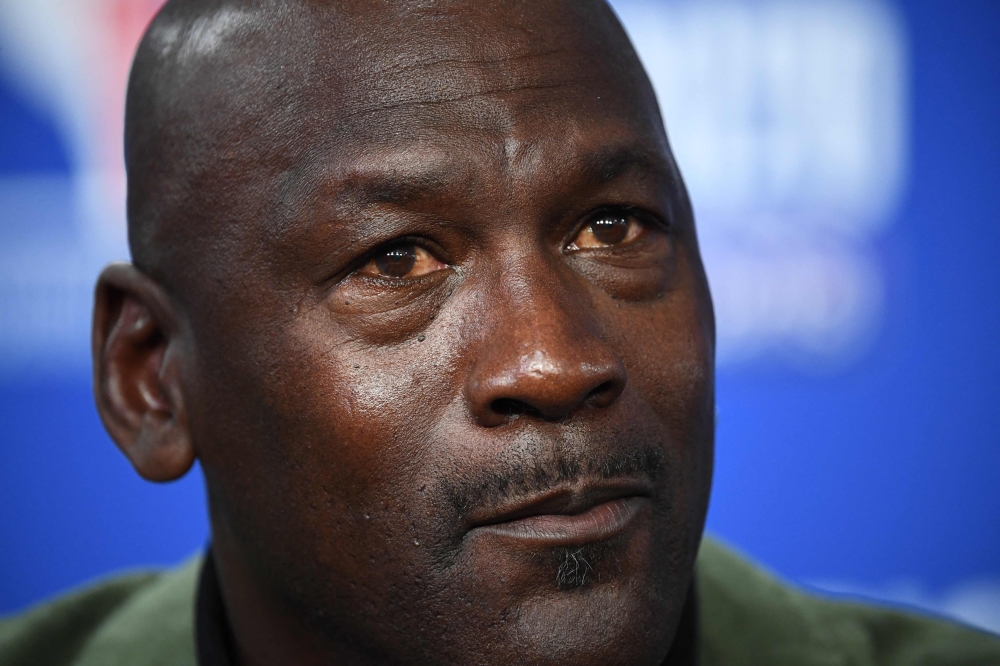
[590, 213, 630, 245]
[374, 244, 417, 277]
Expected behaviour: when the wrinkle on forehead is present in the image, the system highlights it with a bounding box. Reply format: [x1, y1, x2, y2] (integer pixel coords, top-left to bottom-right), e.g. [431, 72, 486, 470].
[366, 49, 574, 81]
[336, 42, 585, 117]
[324, 5, 625, 123]
[335, 80, 581, 127]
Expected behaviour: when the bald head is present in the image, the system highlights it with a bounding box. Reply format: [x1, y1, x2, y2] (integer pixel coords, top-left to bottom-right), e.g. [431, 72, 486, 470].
[124, 0, 664, 300]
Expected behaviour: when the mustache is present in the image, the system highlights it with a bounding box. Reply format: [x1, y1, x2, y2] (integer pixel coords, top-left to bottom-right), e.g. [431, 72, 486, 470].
[438, 442, 666, 524]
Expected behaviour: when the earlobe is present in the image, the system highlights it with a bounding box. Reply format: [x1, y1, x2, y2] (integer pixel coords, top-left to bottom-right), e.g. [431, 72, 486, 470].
[92, 263, 195, 482]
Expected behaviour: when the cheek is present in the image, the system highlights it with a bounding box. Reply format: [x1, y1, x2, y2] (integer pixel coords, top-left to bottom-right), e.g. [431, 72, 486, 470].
[229, 304, 464, 520]
[616, 293, 713, 431]
[608, 254, 715, 520]
[192, 305, 469, 628]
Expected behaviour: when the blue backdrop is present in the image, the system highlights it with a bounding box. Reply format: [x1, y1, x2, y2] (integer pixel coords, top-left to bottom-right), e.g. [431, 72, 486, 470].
[1, 0, 998, 631]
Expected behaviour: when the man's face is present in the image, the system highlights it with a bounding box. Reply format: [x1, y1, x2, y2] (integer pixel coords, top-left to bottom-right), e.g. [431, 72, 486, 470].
[168, 2, 714, 664]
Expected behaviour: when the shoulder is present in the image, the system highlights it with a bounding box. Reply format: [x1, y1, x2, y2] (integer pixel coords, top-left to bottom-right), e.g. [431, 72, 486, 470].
[0, 557, 200, 666]
[696, 536, 1000, 666]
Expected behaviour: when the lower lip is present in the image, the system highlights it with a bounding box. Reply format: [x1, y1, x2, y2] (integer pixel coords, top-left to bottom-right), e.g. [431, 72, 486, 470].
[473, 497, 648, 546]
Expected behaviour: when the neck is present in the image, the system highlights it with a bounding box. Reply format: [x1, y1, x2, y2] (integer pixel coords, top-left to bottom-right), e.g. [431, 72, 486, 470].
[662, 581, 699, 666]
[206, 530, 350, 666]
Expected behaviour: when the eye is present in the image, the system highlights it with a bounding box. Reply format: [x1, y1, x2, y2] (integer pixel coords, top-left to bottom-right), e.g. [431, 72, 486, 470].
[569, 209, 645, 250]
[358, 243, 448, 279]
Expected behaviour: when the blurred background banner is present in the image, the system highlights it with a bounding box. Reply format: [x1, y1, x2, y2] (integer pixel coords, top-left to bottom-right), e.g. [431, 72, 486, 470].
[618, 0, 907, 366]
[0, 0, 159, 374]
[1, 0, 997, 634]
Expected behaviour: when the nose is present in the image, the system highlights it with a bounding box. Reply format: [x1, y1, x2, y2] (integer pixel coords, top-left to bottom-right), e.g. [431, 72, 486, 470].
[464, 281, 627, 427]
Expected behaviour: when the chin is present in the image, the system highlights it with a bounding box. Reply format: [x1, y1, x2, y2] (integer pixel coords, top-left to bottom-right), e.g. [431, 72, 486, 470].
[442, 513, 683, 666]
[509, 576, 679, 666]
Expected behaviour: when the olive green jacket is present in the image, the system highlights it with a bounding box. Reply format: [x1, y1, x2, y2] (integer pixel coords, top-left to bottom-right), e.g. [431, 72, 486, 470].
[2, 538, 998, 665]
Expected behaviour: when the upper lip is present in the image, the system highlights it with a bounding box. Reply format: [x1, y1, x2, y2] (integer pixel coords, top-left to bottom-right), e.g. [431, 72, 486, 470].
[466, 478, 655, 530]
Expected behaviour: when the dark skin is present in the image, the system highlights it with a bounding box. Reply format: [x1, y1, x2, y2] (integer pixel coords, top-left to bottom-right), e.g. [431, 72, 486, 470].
[92, 1, 715, 664]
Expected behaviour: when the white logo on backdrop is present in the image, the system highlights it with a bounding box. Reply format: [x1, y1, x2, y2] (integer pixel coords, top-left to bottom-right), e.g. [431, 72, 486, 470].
[0, 0, 161, 373]
[0, 0, 905, 371]
[612, 0, 908, 366]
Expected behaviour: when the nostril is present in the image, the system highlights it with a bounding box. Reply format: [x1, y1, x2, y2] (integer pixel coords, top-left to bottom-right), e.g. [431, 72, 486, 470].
[584, 380, 619, 407]
[490, 398, 542, 419]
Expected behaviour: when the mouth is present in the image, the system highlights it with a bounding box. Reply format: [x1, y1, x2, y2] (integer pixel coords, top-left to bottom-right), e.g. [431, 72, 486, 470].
[466, 481, 653, 547]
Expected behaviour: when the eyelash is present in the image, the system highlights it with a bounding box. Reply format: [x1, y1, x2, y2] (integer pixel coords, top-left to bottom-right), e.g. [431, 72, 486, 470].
[622, 205, 666, 228]
[573, 205, 667, 239]
[353, 238, 447, 280]
[345, 204, 667, 279]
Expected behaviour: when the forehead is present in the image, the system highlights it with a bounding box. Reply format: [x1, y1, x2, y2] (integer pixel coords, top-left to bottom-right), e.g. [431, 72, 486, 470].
[169, 0, 664, 163]
[145, 0, 670, 267]
[324, 2, 655, 127]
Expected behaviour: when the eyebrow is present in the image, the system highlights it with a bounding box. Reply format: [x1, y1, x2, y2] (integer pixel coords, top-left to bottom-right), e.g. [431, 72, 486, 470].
[579, 146, 666, 185]
[344, 171, 450, 205]
[332, 162, 456, 207]
[331, 144, 669, 208]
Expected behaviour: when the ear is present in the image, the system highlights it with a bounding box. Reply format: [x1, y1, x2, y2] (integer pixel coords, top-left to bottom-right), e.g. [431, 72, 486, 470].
[92, 263, 195, 482]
